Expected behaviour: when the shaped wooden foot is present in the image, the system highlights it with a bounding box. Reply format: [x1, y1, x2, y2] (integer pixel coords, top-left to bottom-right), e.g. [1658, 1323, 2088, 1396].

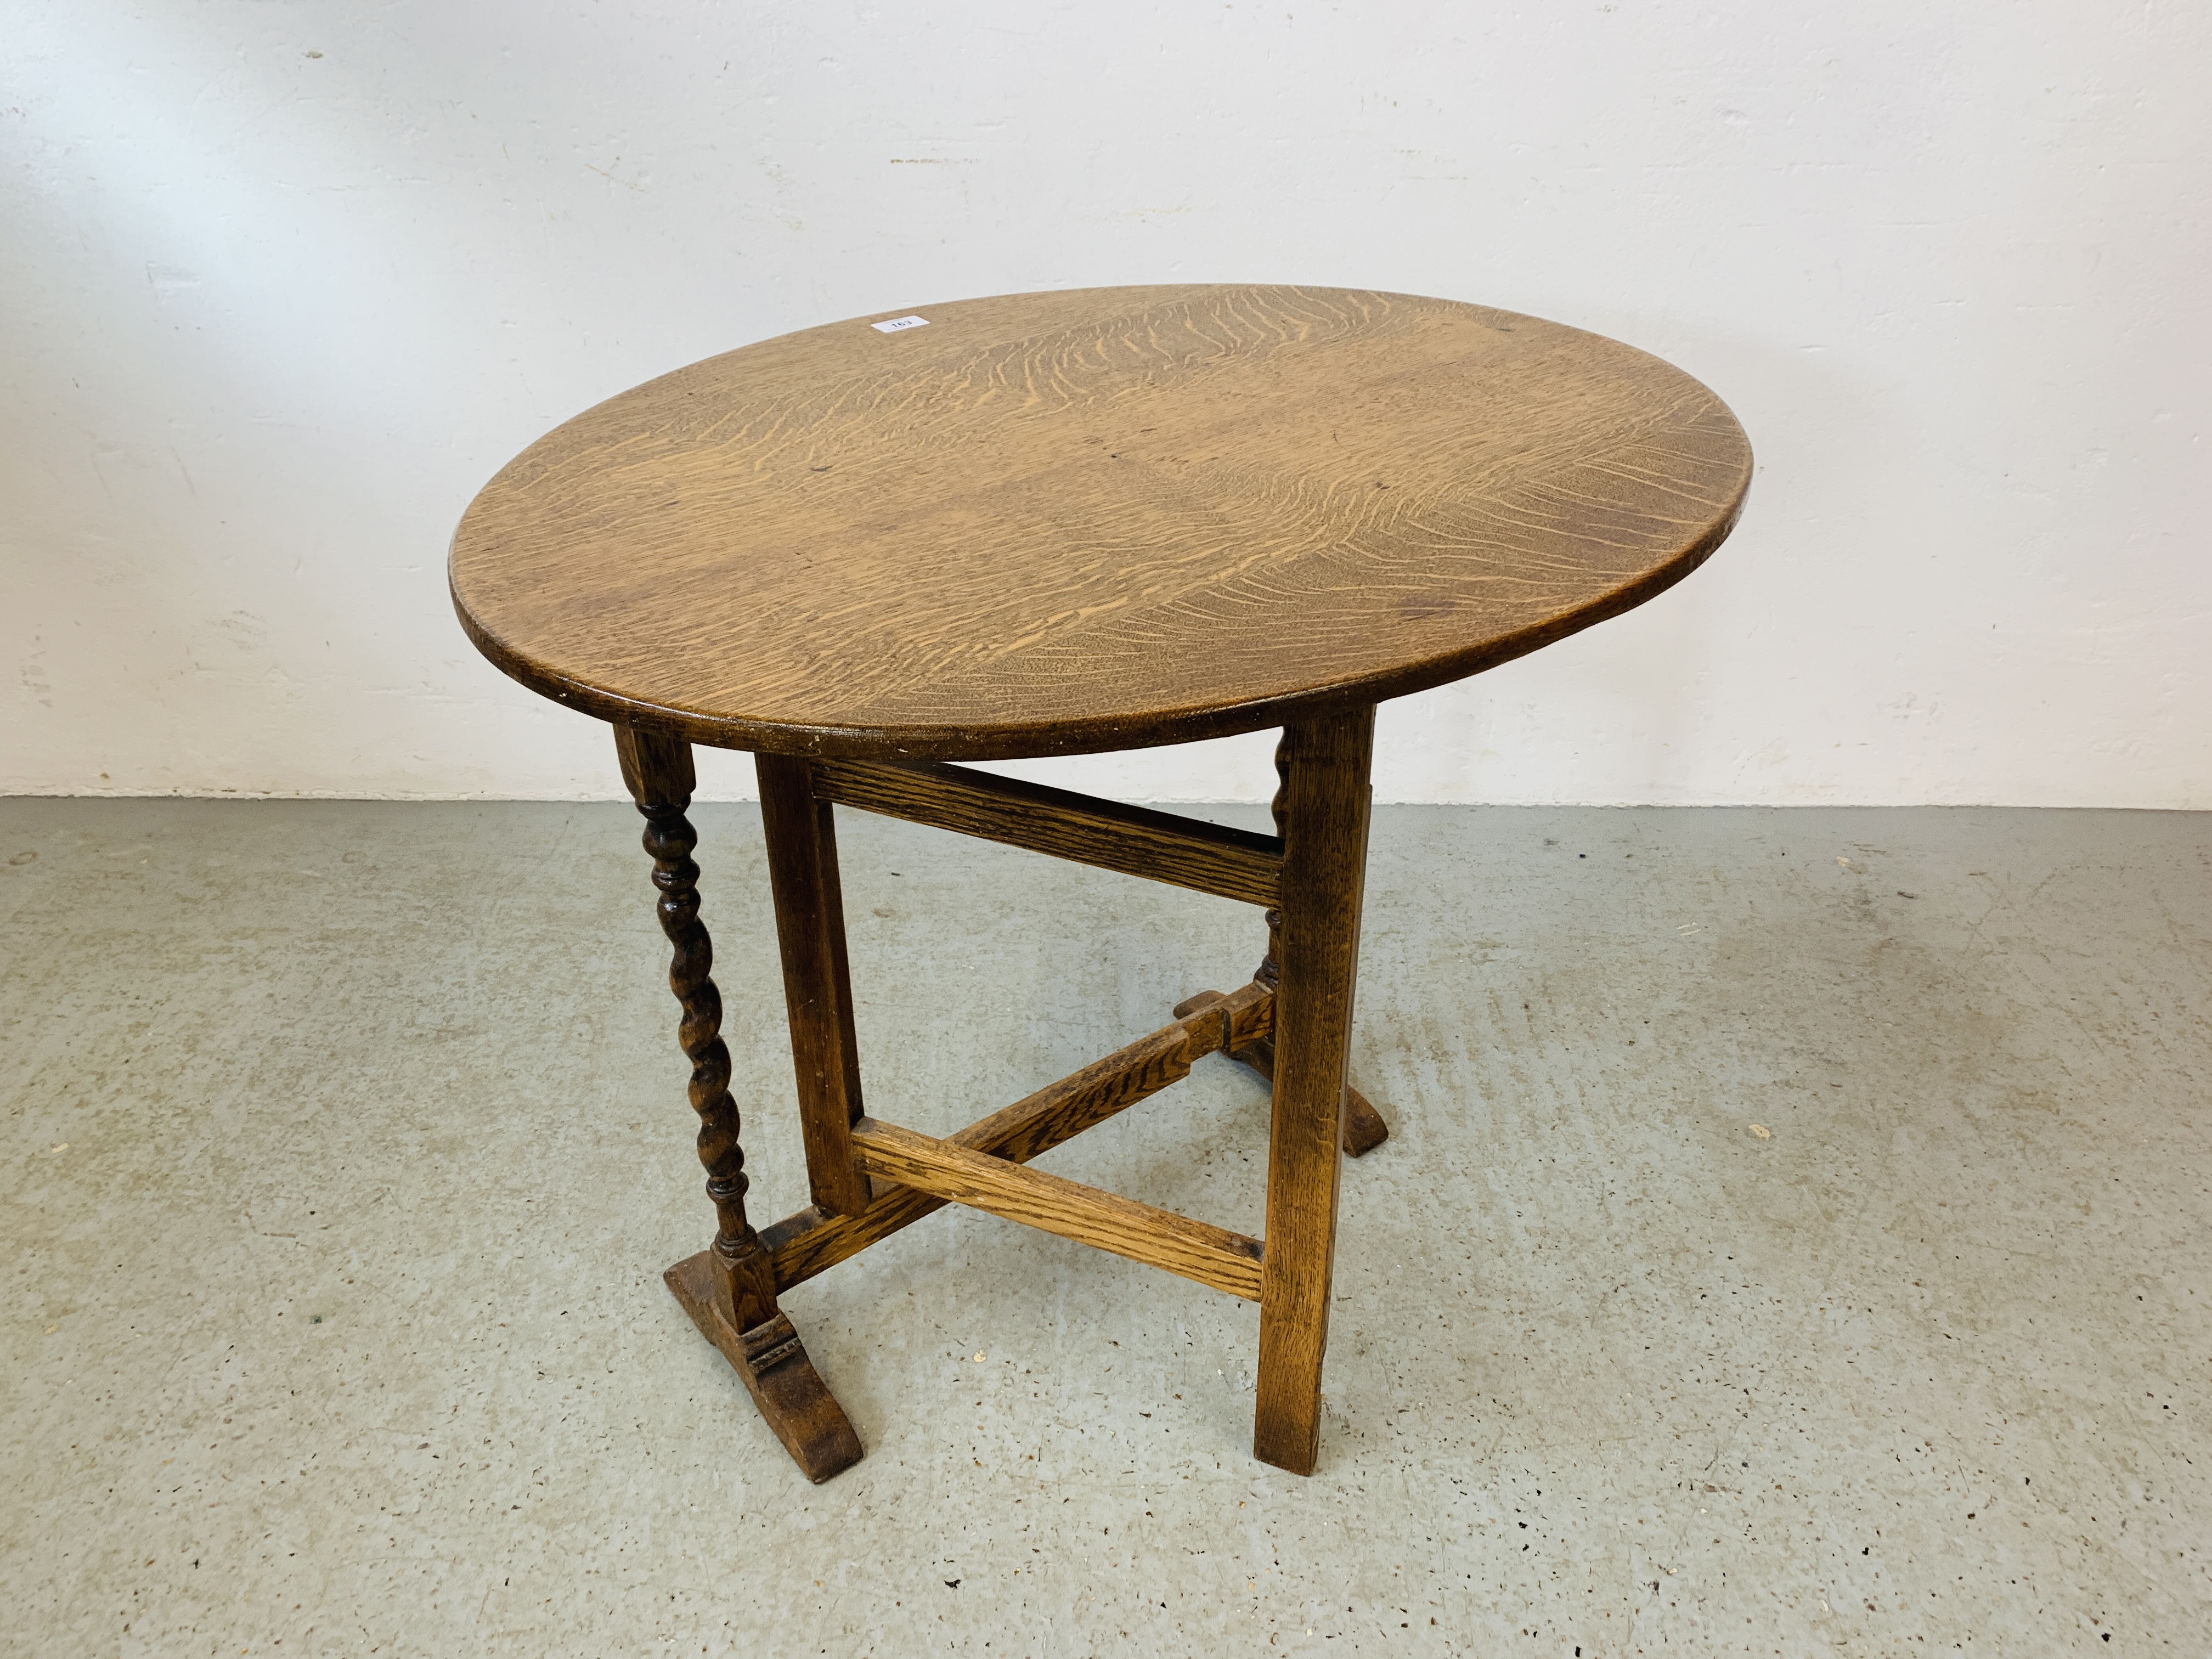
[1173, 989, 1390, 1157]
[664, 1251, 864, 1483]
[1228, 1034, 1389, 1157]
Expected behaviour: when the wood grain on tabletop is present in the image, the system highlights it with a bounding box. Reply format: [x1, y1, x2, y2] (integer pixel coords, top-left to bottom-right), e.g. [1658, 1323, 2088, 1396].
[449, 285, 1751, 760]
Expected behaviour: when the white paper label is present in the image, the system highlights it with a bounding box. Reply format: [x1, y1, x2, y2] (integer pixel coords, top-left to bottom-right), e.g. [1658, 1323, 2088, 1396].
[870, 315, 930, 334]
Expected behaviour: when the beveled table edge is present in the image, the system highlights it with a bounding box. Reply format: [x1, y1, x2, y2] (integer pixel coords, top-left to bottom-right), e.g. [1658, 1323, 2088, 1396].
[447, 471, 1747, 762]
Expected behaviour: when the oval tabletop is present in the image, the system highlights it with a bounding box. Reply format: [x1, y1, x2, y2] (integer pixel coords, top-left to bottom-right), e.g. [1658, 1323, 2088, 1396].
[450, 285, 1751, 761]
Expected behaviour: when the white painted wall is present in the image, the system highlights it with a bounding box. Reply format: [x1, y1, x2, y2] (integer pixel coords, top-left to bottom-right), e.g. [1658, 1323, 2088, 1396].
[4, 1, 2206, 806]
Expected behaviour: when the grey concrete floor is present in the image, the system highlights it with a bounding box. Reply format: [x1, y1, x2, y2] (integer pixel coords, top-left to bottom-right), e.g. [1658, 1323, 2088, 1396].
[2, 799, 2207, 1657]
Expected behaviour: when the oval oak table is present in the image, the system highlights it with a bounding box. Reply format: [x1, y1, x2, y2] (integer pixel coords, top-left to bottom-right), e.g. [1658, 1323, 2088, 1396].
[450, 285, 1752, 1482]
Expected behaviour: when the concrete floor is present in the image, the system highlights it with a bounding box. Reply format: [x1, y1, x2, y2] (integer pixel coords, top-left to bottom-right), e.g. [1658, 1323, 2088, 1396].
[2, 799, 2207, 1656]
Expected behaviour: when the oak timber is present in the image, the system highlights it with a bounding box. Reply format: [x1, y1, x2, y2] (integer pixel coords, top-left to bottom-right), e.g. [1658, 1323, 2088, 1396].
[756, 754, 872, 1216]
[813, 758, 1282, 907]
[1253, 709, 1374, 1475]
[664, 1253, 864, 1483]
[760, 983, 1273, 1290]
[851, 1118, 1266, 1302]
[457, 284, 1753, 1483]
[613, 725, 781, 1331]
[450, 285, 1752, 761]
[619, 725, 864, 1481]
[1175, 988, 1390, 1157]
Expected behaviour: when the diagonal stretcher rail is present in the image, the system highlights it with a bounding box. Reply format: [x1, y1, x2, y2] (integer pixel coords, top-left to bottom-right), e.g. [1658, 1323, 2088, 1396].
[851, 1118, 1265, 1301]
[760, 982, 1273, 1291]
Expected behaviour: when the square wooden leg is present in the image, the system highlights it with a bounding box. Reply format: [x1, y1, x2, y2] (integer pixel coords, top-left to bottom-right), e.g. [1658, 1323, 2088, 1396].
[757, 754, 872, 1217]
[1252, 708, 1374, 1475]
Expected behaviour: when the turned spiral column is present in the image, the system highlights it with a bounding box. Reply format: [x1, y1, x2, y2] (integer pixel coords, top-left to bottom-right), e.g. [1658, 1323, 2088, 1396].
[617, 724, 780, 1333]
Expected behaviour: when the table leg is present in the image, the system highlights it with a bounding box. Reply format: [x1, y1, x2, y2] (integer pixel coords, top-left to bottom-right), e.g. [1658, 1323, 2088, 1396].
[756, 755, 871, 1217]
[615, 724, 863, 1482]
[1252, 707, 1374, 1476]
[1249, 730, 1390, 1158]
